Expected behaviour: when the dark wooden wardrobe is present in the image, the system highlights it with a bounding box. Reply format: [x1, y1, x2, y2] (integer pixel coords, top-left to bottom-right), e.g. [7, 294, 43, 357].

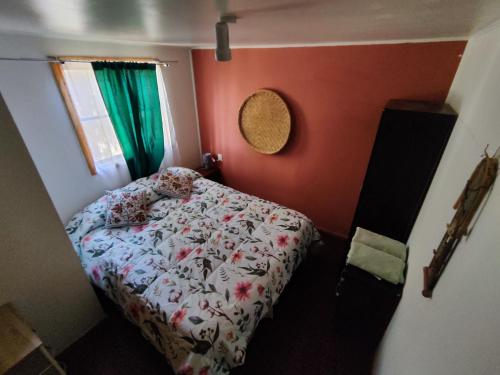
[348, 100, 457, 243]
[335, 100, 456, 351]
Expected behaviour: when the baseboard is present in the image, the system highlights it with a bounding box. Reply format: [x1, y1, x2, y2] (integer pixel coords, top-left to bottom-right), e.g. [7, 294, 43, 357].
[316, 226, 348, 241]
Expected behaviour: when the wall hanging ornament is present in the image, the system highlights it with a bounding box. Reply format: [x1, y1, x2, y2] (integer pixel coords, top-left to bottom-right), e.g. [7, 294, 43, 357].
[422, 147, 499, 298]
[238, 89, 291, 154]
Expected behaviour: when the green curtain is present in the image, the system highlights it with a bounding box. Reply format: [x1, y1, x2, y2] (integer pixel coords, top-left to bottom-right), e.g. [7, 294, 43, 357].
[92, 62, 164, 180]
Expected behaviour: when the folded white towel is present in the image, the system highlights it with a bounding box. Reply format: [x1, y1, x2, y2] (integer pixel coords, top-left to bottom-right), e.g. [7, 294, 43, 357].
[353, 227, 407, 261]
[347, 242, 405, 284]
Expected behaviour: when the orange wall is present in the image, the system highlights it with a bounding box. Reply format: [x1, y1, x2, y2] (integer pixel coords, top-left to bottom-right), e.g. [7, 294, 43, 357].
[192, 42, 466, 237]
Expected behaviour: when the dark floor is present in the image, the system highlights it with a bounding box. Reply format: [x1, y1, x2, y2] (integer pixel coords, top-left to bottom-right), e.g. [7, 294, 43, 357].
[58, 234, 377, 375]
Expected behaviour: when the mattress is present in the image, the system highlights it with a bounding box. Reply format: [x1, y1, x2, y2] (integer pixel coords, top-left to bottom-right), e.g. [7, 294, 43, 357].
[66, 172, 319, 374]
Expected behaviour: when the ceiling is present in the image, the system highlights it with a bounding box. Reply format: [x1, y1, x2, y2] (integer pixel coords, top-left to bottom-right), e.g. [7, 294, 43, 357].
[0, 0, 499, 47]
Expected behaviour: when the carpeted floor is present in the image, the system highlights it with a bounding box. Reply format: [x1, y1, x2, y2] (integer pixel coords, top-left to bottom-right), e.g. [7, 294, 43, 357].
[58, 234, 377, 375]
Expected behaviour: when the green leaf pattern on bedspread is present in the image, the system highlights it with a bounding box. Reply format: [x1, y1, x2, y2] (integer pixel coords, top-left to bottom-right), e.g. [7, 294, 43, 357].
[66, 172, 319, 375]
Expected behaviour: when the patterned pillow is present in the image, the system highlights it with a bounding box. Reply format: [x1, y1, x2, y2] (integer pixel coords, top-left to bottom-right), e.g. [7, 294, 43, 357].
[159, 167, 201, 181]
[105, 189, 148, 228]
[155, 170, 193, 198]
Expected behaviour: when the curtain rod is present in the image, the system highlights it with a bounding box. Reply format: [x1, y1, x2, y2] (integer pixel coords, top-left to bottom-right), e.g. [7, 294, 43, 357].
[0, 56, 178, 67]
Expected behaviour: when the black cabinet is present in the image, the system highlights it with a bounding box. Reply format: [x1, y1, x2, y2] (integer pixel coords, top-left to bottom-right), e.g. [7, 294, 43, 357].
[349, 100, 457, 243]
[333, 264, 405, 370]
[335, 265, 403, 337]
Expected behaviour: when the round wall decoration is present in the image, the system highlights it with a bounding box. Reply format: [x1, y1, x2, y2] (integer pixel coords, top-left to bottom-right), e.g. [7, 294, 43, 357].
[238, 89, 291, 154]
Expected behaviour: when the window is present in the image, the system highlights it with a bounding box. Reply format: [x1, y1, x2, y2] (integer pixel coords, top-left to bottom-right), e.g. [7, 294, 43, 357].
[61, 62, 123, 168]
[51, 58, 177, 177]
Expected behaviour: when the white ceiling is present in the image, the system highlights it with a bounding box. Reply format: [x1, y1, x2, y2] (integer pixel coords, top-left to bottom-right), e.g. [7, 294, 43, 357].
[0, 0, 499, 47]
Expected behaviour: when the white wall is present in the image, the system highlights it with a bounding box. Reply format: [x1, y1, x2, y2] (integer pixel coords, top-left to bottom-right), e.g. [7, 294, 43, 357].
[374, 23, 500, 375]
[0, 33, 201, 224]
[0, 93, 104, 354]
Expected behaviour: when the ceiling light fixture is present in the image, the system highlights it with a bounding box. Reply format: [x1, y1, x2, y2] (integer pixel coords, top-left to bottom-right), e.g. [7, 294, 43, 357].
[215, 14, 237, 62]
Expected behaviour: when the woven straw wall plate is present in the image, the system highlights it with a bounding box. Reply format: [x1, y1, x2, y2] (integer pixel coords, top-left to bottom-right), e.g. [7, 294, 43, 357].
[238, 89, 291, 154]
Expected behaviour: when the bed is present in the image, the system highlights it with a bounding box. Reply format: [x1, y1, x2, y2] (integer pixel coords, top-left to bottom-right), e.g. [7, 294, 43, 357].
[66, 170, 319, 374]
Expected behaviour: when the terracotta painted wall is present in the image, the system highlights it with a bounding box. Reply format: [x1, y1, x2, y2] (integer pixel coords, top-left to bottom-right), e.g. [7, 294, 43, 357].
[192, 42, 466, 237]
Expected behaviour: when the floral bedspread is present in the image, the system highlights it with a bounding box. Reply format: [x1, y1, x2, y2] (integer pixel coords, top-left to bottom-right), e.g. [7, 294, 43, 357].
[66, 173, 320, 374]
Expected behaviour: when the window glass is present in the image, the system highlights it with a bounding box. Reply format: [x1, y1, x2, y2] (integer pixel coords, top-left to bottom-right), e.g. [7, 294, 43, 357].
[61, 62, 123, 163]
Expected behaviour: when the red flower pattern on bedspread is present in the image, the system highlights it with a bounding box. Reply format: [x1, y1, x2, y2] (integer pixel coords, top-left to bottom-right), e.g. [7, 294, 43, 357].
[257, 284, 265, 296]
[230, 250, 243, 264]
[171, 308, 188, 329]
[277, 234, 289, 248]
[176, 247, 193, 261]
[234, 281, 252, 301]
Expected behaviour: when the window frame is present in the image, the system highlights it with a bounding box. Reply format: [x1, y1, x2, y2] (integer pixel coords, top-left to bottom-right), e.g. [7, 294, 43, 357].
[51, 62, 97, 175]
